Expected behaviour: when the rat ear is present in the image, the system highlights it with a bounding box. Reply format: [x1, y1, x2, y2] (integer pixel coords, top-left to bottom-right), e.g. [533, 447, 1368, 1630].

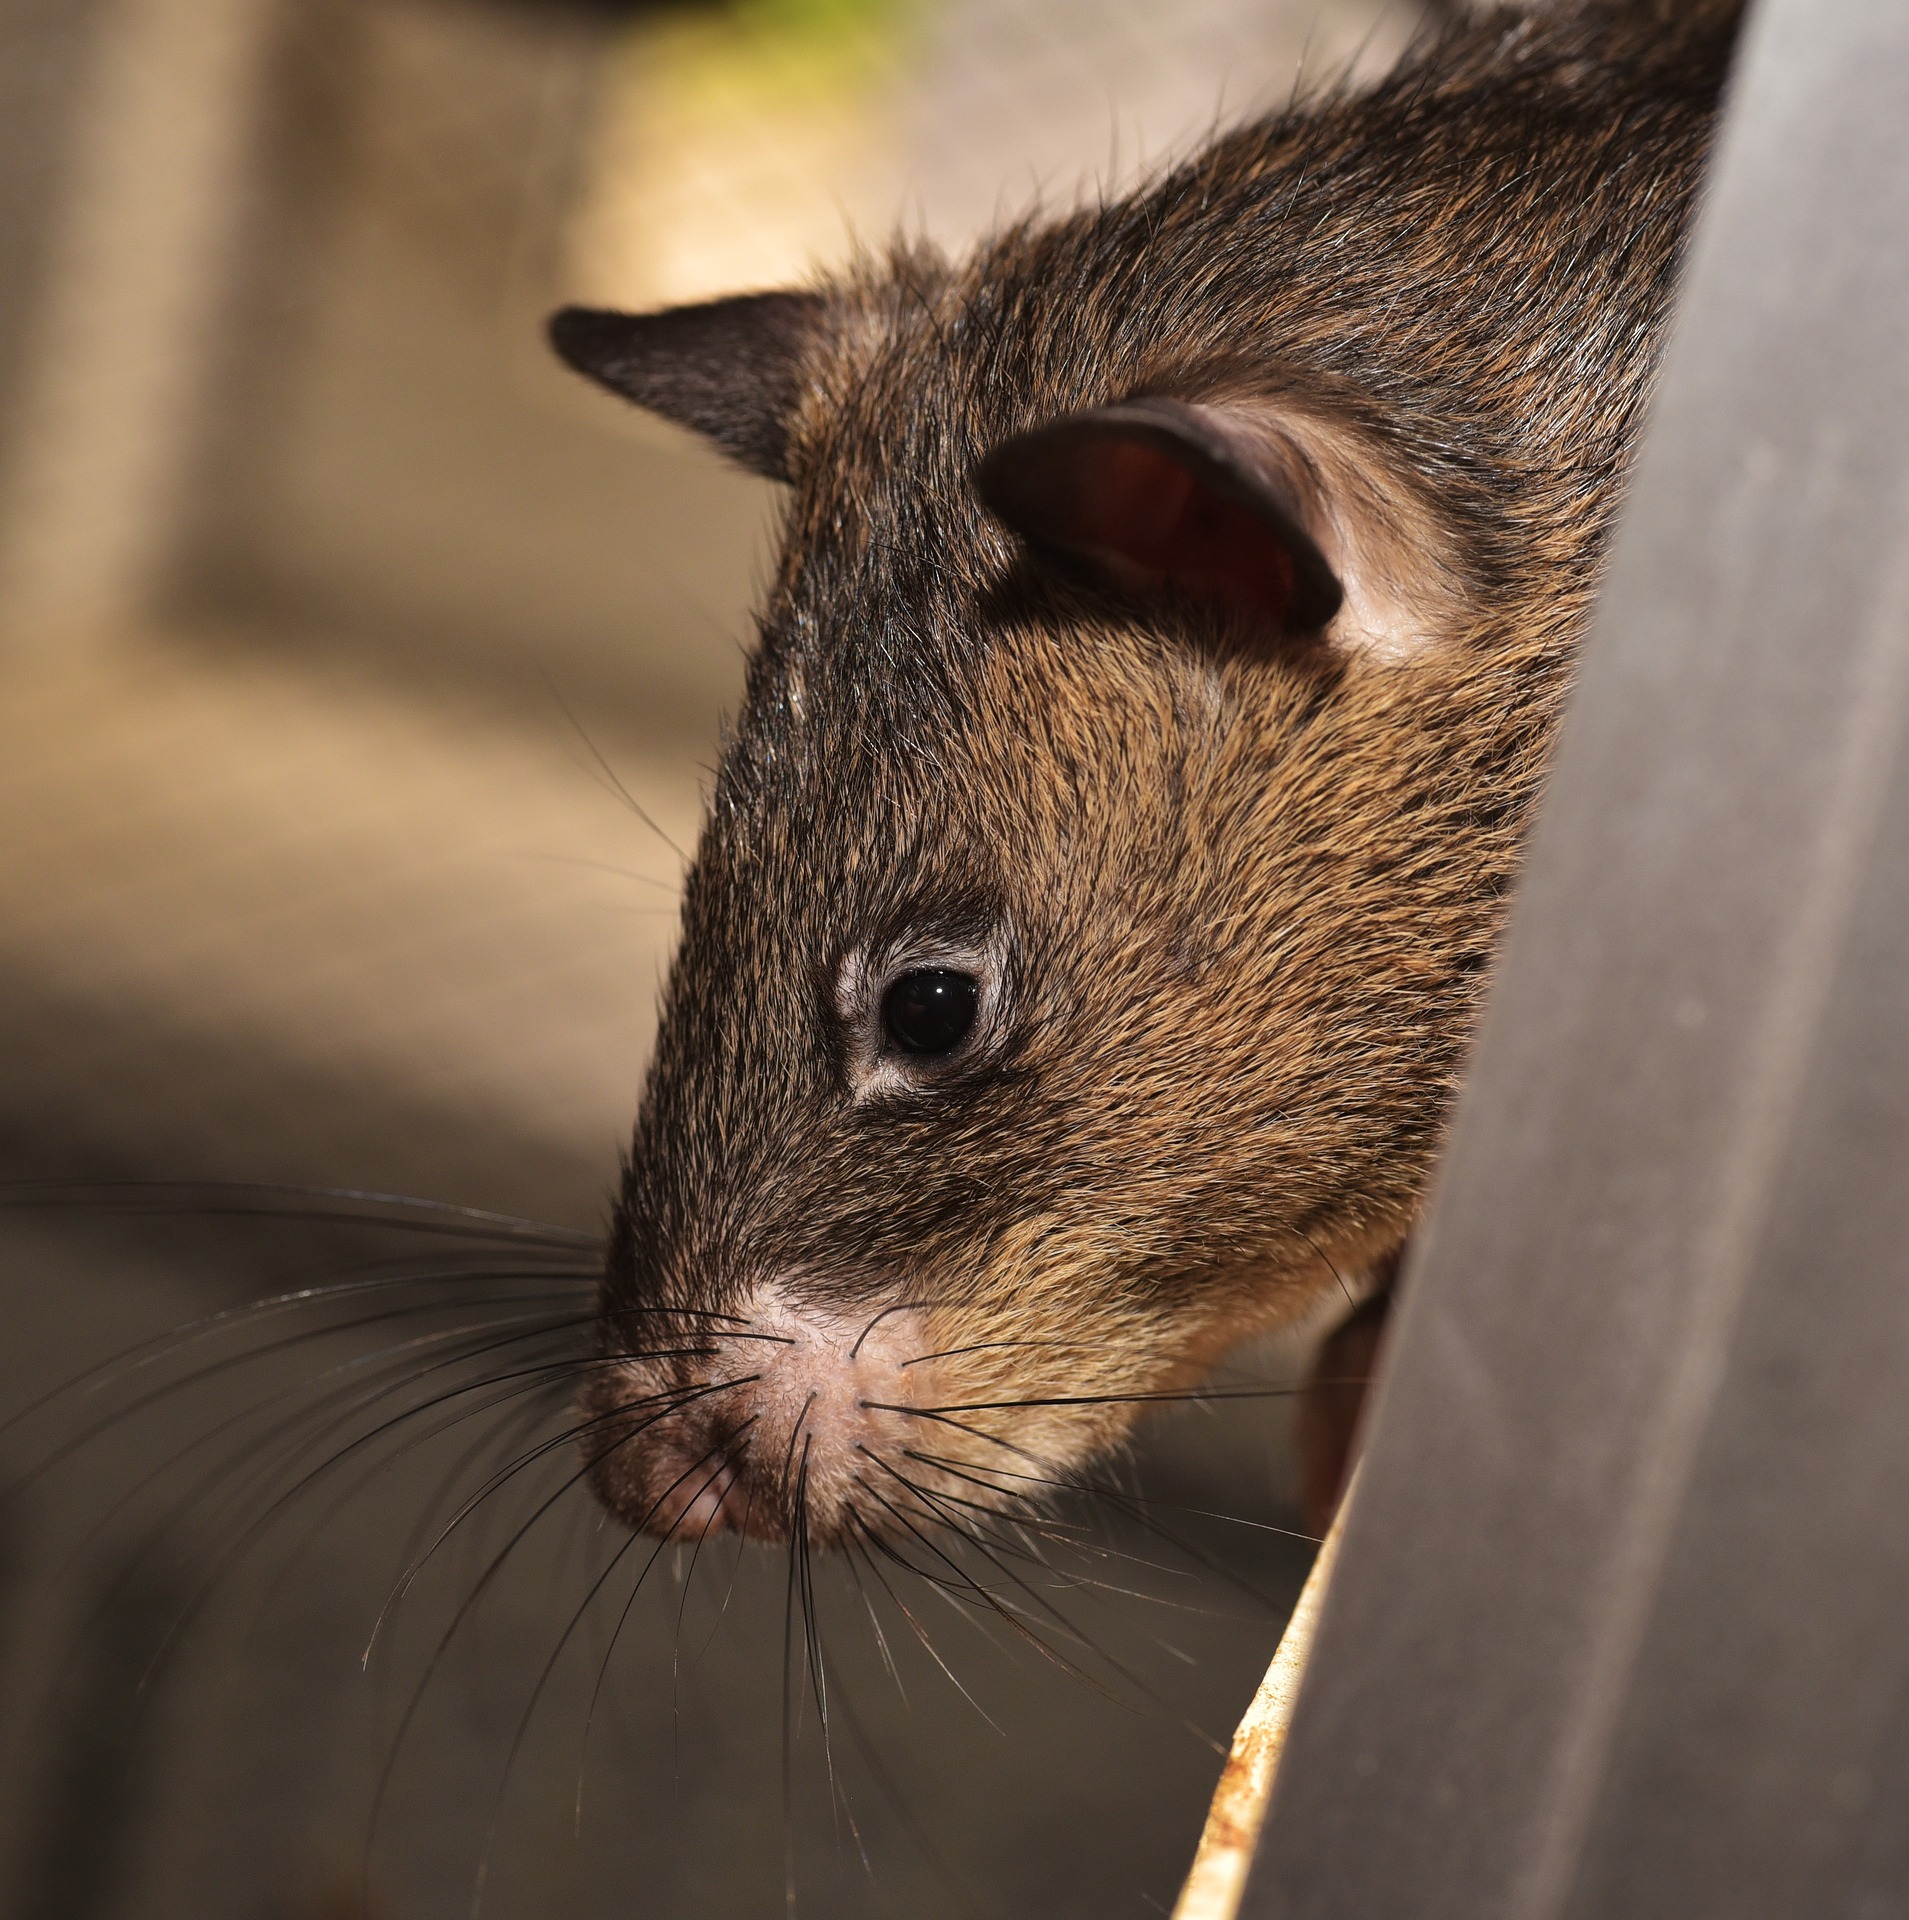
[974, 398, 1346, 637]
[548, 293, 827, 483]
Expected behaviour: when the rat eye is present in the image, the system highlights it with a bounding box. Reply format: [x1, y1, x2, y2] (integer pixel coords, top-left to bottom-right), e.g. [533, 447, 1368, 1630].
[881, 969, 980, 1056]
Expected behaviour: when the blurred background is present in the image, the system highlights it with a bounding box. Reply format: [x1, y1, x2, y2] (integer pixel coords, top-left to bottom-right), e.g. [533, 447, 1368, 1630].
[0, 0, 1432, 1913]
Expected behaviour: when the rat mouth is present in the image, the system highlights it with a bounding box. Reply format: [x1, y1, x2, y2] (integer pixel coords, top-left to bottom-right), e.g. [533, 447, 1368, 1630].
[582, 1285, 972, 1548]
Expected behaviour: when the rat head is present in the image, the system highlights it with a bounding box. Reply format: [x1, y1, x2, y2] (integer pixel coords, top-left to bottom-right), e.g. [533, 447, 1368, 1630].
[550, 2, 1738, 1547]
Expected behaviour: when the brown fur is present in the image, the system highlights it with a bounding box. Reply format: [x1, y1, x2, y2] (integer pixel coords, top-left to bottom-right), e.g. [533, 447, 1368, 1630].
[561, 0, 1746, 1544]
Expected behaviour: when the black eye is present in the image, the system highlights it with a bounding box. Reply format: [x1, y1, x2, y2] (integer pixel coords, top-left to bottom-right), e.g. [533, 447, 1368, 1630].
[881, 969, 981, 1057]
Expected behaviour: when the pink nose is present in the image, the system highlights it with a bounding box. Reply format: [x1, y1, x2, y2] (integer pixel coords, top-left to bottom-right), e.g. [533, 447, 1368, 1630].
[586, 1286, 943, 1546]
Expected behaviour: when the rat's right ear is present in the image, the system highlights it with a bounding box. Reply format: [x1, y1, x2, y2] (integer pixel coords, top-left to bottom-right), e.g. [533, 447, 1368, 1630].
[548, 293, 827, 483]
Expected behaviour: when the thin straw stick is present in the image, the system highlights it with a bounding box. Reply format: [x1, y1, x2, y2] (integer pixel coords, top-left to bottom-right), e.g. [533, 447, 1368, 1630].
[1172, 1478, 1353, 1920]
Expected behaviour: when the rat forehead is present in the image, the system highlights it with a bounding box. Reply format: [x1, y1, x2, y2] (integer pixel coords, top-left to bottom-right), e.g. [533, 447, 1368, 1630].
[706, 646, 982, 864]
[739, 534, 1001, 766]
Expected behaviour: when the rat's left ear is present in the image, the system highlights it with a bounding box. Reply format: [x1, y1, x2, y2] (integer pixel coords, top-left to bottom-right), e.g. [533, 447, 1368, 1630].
[975, 398, 1345, 637]
[548, 293, 827, 483]
[976, 397, 1463, 663]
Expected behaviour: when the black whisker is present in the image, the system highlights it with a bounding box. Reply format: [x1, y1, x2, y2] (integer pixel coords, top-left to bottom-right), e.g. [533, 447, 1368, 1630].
[793, 1441, 842, 1858]
[544, 677, 690, 863]
[119, 1338, 614, 1696]
[844, 1547, 904, 1705]
[814, 1627, 991, 1920]
[686, 1465, 759, 1672]
[372, 1375, 760, 1645]
[888, 1385, 1327, 1413]
[900, 1448, 1275, 1607]
[12, 1289, 595, 1506]
[903, 1448, 1318, 1546]
[471, 1438, 740, 1916]
[845, 1518, 1002, 1732]
[0, 1177, 601, 1249]
[851, 1403, 1056, 1477]
[363, 1377, 755, 1880]
[1288, 1222, 1361, 1316]
[904, 1449, 1304, 1606]
[59, 1305, 591, 1573]
[848, 1300, 941, 1360]
[899, 1339, 1106, 1369]
[577, 1418, 758, 1835]
[855, 1468, 1143, 1711]
[856, 1447, 1078, 1582]
[668, 1439, 734, 1756]
[0, 1266, 594, 1455]
[782, 1457, 802, 1916]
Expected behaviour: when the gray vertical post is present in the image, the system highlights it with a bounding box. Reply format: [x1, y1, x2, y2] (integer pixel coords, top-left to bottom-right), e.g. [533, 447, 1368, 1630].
[1243, 0, 1909, 1914]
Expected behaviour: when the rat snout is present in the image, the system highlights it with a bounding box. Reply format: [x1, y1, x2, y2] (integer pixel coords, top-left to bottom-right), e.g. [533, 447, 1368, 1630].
[586, 1285, 946, 1547]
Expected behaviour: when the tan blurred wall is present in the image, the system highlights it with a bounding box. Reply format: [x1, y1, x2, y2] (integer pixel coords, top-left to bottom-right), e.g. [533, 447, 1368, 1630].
[0, 0, 281, 643]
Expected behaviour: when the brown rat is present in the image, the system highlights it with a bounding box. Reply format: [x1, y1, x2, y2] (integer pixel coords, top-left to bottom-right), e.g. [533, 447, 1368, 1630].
[546, 0, 1745, 1552]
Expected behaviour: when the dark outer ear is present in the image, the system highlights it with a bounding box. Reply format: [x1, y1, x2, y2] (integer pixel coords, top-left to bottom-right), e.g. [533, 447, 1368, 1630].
[547, 293, 827, 483]
[973, 398, 1345, 637]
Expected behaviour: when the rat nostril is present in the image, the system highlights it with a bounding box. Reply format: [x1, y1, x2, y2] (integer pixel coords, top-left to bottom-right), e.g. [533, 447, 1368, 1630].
[882, 968, 979, 1055]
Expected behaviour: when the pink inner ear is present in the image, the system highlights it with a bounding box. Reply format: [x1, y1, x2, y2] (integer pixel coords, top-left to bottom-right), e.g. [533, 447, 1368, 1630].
[1066, 439, 1299, 624]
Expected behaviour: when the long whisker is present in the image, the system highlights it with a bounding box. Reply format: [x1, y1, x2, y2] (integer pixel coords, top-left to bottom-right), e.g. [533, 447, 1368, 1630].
[545, 678, 689, 864]
[855, 1480, 1071, 1657]
[880, 1454, 1239, 1630]
[900, 1448, 1276, 1609]
[887, 1385, 1325, 1413]
[471, 1436, 743, 1915]
[96, 1329, 676, 1687]
[856, 1447, 1081, 1581]
[873, 1463, 1226, 1749]
[371, 1376, 761, 1646]
[242, 1375, 574, 1678]
[853, 1403, 1057, 1477]
[687, 1465, 759, 1672]
[668, 1442, 735, 1758]
[127, 1316, 628, 1564]
[855, 1469, 1143, 1711]
[813, 1628, 989, 1920]
[0, 1263, 595, 1453]
[1288, 1222, 1361, 1315]
[61, 1305, 592, 1571]
[391, 1385, 574, 1587]
[909, 1447, 1321, 1547]
[903, 1448, 1303, 1606]
[845, 1520, 1002, 1732]
[120, 1340, 625, 1694]
[849, 1300, 941, 1360]
[794, 1441, 839, 1844]
[44, 1316, 597, 1692]
[11, 1289, 593, 1500]
[362, 1377, 755, 1880]
[781, 1444, 804, 1916]
[899, 1483, 1157, 1600]
[899, 1339, 1107, 1369]
[576, 1419, 758, 1833]
[0, 1177, 602, 1249]
[849, 1517, 1038, 1696]
[844, 1548, 904, 1704]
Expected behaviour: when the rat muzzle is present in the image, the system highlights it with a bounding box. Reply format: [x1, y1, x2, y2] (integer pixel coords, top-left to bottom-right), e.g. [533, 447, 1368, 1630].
[584, 1284, 956, 1547]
